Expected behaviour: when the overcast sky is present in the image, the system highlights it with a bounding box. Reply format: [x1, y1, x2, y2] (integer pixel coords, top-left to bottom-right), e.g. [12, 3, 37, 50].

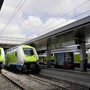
[0, 0, 90, 39]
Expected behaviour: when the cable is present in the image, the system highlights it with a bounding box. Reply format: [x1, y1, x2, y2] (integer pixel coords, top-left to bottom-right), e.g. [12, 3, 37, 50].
[1, 0, 89, 37]
[0, 0, 23, 34]
[0, 0, 26, 35]
[37, 0, 90, 33]
[40, 9, 90, 35]
[25, 0, 90, 38]
[29, 9, 90, 38]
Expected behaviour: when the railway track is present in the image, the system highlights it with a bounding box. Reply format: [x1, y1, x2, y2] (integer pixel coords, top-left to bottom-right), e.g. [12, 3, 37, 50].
[1, 69, 78, 90]
[2, 69, 66, 90]
[0, 73, 24, 90]
[2, 69, 90, 90]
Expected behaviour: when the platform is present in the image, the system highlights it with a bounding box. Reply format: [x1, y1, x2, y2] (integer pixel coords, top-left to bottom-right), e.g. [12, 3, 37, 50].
[40, 66, 90, 89]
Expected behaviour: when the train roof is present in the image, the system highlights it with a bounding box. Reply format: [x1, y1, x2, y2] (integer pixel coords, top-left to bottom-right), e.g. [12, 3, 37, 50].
[5, 45, 33, 52]
[20, 45, 33, 48]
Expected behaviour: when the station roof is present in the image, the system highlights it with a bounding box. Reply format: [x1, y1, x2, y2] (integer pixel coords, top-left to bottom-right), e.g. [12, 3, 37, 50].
[24, 16, 90, 51]
[26, 16, 90, 42]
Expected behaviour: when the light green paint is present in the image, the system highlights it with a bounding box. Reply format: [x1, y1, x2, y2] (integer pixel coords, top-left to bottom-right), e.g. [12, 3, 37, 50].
[74, 54, 80, 63]
[21, 45, 37, 63]
[6, 45, 37, 65]
[0, 48, 2, 63]
[6, 52, 16, 65]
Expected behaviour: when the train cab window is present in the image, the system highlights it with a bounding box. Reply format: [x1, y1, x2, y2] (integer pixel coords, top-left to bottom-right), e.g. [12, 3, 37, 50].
[23, 48, 34, 56]
[0, 50, 1, 55]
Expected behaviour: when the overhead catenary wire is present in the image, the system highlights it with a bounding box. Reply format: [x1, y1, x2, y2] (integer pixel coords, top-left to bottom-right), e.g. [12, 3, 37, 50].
[0, 0, 89, 37]
[42, 0, 90, 28]
[40, 9, 90, 35]
[35, 0, 90, 35]
[29, 8, 90, 38]
[0, 0, 26, 35]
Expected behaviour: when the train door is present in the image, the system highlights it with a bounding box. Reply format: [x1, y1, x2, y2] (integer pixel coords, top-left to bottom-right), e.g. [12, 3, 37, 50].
[64, 52, 74, 68]
[54, 52, 74, 69]
[54, 53, 65, 67]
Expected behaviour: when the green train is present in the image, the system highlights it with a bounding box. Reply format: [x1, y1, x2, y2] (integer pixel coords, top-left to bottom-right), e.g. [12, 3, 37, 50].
[5, 45, 40, 73]
[39, 54, 54, 65]
[0, 47, 5, 70]
[38, 51, 90, 69]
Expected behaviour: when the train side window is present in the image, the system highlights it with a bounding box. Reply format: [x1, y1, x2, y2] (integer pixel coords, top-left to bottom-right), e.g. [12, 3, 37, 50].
[15, 52, 17, 57]
[0, 50, 1, 55]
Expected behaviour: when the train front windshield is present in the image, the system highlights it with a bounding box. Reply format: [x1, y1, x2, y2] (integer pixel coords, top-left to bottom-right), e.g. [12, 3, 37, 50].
[23, 48, 34, 56]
